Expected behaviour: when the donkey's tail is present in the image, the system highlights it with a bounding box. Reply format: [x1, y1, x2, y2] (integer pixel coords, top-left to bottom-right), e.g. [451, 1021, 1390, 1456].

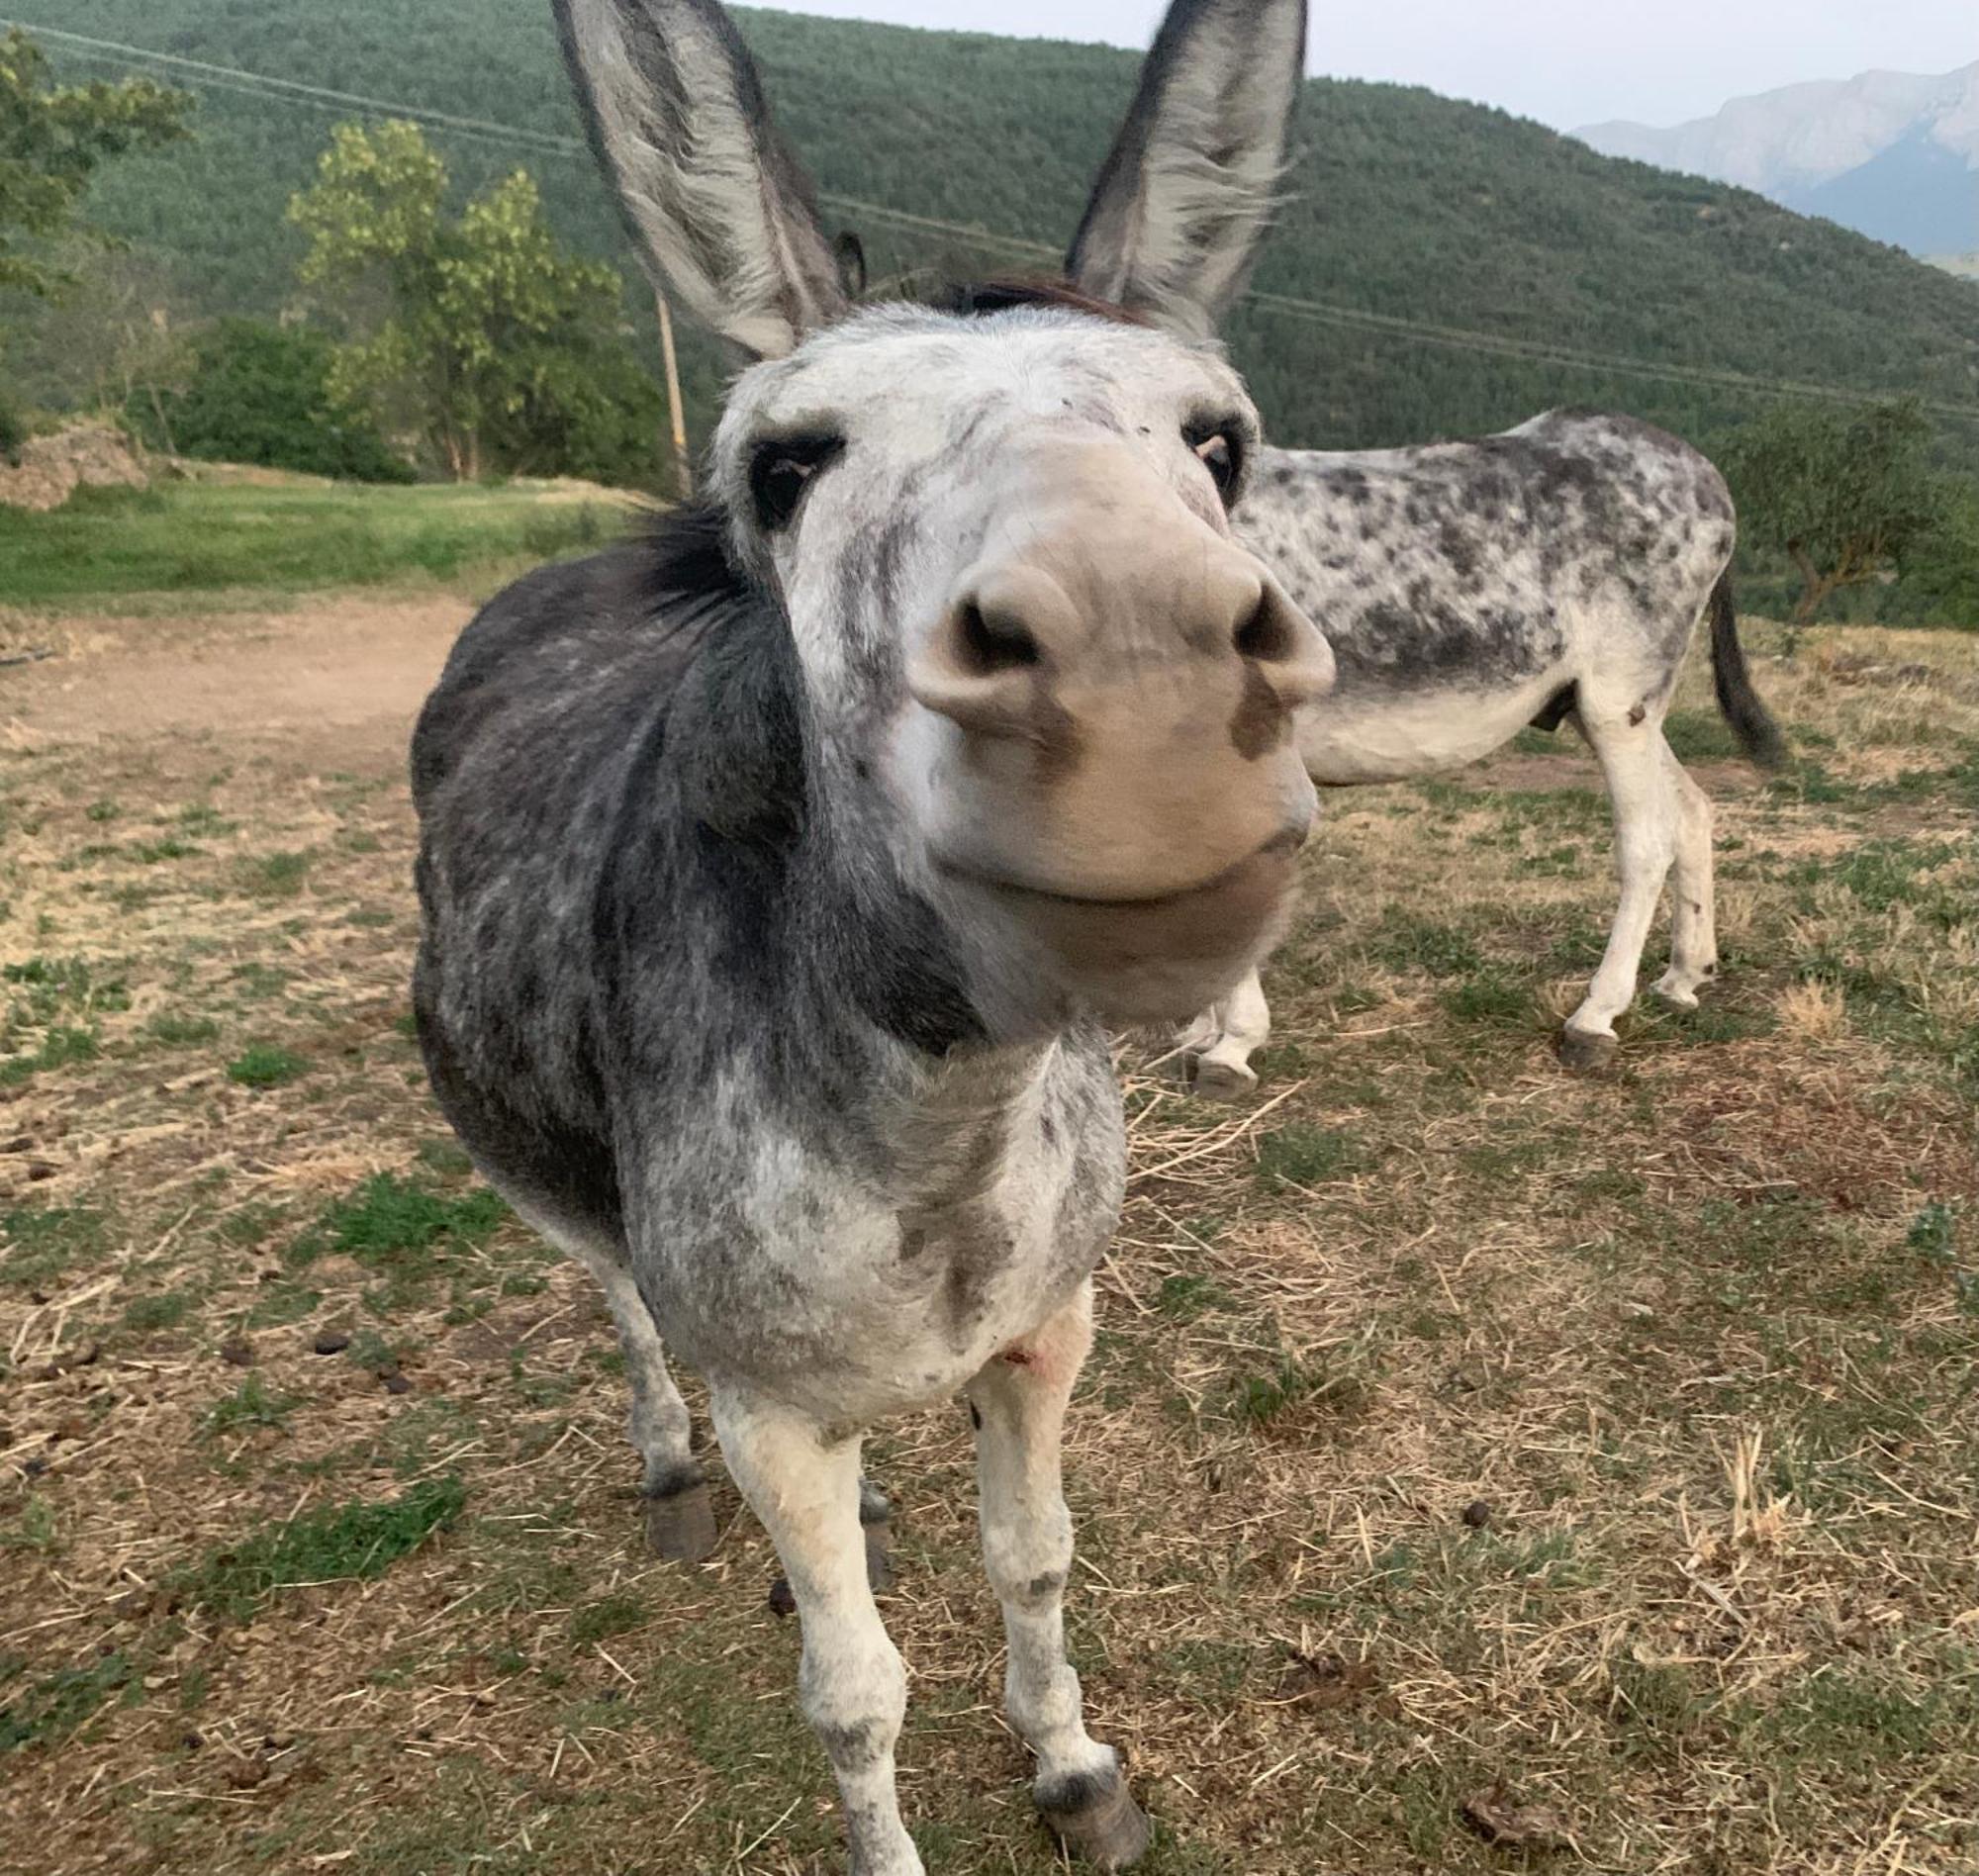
[1708, 573, 1785, 770]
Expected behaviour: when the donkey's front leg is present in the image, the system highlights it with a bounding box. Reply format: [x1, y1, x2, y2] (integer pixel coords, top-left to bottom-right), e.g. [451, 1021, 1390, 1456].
[967, 1283, 1151, 1870]
[711, 1390, 920, 1876]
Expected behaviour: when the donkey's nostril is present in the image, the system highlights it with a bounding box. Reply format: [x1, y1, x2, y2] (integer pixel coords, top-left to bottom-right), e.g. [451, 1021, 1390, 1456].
[1233, 594, 1295, 664]
[957, 598, 1042, 676]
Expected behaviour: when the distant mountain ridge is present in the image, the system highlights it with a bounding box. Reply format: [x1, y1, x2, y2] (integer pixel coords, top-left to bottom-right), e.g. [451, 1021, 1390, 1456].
[1579, 60, 1979, 257]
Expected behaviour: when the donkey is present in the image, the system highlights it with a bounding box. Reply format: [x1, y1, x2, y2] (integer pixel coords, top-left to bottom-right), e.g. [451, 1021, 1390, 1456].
[411, 1, 1317, 1869]
[1176, 422, 1786, 1091]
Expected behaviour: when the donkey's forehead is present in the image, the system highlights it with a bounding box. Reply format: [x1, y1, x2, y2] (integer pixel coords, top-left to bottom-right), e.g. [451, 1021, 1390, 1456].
[726, 304, 1247, 433]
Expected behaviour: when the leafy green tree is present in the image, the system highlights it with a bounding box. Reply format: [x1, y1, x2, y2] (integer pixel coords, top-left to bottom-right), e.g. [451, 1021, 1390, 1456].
[288, 121, 662, 485]
[126, 317, 413, 483]
[1726, 399, 1945, 623]
[0, 28, 190, 299]
[1904, 477, 1979, 628]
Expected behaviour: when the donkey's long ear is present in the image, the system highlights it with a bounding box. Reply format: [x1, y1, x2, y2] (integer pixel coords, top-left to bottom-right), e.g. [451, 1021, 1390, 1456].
[1067, 0, 1308, 338]
[554, 0, 849, 359]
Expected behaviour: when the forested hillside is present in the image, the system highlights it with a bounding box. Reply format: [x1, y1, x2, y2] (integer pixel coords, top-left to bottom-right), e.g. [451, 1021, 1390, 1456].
[16, 0, 1979, 466]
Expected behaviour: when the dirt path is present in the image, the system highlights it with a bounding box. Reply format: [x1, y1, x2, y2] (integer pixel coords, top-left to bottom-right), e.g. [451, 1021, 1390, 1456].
[0, 595, 471, 774]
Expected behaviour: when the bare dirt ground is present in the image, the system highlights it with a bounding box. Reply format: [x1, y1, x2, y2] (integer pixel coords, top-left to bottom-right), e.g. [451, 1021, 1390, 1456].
[2, 597, 466, 766]
[1, 604, 1976, 1876]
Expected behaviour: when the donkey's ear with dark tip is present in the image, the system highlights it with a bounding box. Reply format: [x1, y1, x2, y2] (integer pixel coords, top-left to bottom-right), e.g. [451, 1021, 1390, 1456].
[554, 0, 849, 359]
[1067, 0, 1308, 339]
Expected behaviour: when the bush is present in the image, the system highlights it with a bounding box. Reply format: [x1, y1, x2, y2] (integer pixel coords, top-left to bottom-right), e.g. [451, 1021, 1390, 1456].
[0, 389, 23, 464]
[1905, 478, 1979, 628]
[129, 318, 412, 483]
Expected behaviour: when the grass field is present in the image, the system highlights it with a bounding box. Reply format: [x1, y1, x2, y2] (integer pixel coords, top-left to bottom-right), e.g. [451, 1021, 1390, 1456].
[1, 591, 1976, 1874]
[0, 478, 639, 608]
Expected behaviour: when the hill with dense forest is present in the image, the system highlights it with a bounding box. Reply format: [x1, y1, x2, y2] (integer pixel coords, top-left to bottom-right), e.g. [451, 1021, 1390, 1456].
[14, 0, 1979, 469]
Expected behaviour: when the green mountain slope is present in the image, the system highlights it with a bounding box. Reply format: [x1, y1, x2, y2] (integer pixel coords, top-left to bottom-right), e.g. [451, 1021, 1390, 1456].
[19, 0, 1979, 465]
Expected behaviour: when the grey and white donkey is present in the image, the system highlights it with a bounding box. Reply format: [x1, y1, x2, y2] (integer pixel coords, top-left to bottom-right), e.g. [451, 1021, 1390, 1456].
[1179, 424, 1785, 1089]
[1157, 429, 1783, 1080]
[412, 1, 1319, 1870]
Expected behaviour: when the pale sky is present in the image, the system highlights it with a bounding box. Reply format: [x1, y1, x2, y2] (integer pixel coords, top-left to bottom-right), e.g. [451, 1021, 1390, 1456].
[763, 0, 1978, 132]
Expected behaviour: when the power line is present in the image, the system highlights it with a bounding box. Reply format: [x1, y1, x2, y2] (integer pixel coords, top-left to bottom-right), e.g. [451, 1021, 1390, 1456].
[13, 22, 584, 160]
[17, 18, 1979, 427]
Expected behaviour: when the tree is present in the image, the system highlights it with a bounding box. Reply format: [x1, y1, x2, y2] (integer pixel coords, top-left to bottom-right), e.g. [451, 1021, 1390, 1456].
[288, 121, 663, 485]
[0, 29, 190, 300]
[1726, 399, 1945, 624]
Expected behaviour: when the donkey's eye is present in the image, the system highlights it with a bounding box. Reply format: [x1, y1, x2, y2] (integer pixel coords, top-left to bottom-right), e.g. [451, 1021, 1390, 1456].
[749, 433, 845, 531]
[1185, 422, 1244, 502]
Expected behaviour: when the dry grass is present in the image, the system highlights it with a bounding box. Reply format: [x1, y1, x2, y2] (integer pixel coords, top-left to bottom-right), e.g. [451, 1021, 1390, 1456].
[1, 613, 1975, 1875]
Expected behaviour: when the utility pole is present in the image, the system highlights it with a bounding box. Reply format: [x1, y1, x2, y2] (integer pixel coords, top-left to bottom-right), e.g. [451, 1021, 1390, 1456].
[655, 288, 692, 501]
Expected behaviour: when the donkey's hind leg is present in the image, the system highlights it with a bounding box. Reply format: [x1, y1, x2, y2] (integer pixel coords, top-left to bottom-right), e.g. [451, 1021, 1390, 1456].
[967, 1283, 1151, 1870]
[565, 1241, 716, 1562]
[1561, 711, 1678, 1069]
[1190, 969, 1270, 1100]
[1651, 738, 1718, 1009]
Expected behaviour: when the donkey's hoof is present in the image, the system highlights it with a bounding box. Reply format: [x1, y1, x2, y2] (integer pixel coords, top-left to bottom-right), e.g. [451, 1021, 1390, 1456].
[863, 1519, 896, 1593]
[858, 1476, 893, 1527]
[1190, 1055, 1258, 1101]
[1556, 1027, 1620, 1073]
[1650, 974, 1702, 1011]
[1038, 1767, 1153, 1871]
[643, 1480, 718, 1563]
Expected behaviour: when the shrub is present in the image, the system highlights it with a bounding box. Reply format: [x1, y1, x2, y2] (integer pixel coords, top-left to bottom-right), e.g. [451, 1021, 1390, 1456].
[128, 318, 412, 483]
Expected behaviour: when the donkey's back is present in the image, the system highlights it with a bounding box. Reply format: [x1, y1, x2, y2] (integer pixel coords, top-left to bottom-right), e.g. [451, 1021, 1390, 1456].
[1239, 409, 1738, 784]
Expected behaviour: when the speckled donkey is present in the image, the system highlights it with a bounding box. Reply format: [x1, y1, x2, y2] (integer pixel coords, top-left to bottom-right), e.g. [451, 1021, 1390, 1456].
[411, 1, 1318, 1869]
[1182, 417, 1786, 1088]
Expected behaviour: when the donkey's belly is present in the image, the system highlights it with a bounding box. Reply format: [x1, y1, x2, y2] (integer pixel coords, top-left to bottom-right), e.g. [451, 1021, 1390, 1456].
[1298, 678, 1568, 785]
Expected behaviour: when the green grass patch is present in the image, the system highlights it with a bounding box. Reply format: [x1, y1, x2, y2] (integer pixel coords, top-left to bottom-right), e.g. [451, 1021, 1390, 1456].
[1, 1495, 58, 1553]
[0, 1205, 108, 1288]
[238, 850, 313, 898]
[203, 1374, 299, 1436]
[1366, 910, 1481, 979]
[145, 1010, 221, 1047]
[1441, 970, 1535, 1027]
[3, 956, 129, 1021]
[0, 1652, 137, 1753]
[1661, 707, 1744, 763]
[1255, 1123, 1361, 1190]
[299, 1174, 506, 1268]
[121, 1287, 196, 1334]
[226, 1042, 309, 1088]
[0, 482, 632, 606]
[1155, 1273, 1234, 1321]
[174, 1477, 467, 1620]
[0, 1024, 99, 1085]
[569, 1593, 648, 1648]
[130, 836, 202, 865]
[288, 1173, 509, 1313]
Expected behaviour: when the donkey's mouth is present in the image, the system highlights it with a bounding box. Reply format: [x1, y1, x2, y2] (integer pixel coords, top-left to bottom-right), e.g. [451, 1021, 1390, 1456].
[938, 826, 1309, 912]
[938, 822, 1309, 1023]
[935, 822, 1309, 915]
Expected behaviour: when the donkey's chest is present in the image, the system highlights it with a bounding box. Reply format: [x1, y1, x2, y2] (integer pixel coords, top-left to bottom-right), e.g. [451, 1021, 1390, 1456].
[632, 1047, 1125, 1419]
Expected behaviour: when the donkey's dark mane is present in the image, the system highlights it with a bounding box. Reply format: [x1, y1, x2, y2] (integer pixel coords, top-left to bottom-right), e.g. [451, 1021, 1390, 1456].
[597, 499, 987, 1067]
[933, 277, 1152, 327]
